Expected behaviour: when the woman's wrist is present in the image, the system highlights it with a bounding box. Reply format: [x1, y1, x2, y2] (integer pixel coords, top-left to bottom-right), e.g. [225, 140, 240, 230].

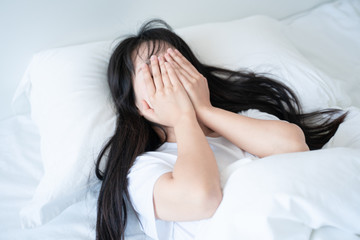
[173, 112, 199, 131]
[196, 105, 216, 123]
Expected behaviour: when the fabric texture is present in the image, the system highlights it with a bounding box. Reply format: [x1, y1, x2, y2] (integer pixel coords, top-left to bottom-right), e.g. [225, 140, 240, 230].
[195, 146, 360, 240]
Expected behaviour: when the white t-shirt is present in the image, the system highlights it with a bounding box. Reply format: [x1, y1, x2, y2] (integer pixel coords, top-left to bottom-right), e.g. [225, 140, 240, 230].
[127, 109, 280, 240]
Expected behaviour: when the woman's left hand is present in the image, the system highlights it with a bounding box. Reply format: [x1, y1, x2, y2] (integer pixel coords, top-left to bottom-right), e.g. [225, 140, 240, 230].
[164, 48, 213, 115]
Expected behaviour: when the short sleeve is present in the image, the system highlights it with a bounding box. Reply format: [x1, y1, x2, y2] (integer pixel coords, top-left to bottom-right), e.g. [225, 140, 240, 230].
[127, 151, 175, 240]
[239, 109, 281, 121]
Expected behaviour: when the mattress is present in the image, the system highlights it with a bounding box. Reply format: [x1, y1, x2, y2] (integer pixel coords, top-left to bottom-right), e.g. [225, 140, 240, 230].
[1, 0, 359, 239]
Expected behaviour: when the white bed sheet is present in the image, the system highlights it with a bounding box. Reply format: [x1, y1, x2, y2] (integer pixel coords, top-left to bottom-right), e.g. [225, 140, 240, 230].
[1, 0, 359, 239]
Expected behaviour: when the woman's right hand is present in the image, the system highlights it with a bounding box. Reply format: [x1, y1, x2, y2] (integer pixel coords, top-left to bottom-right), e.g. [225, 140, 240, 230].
[140, 55, 196, 128]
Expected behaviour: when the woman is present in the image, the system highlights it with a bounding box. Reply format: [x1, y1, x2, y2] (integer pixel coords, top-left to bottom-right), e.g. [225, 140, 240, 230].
[95, 19, 347, 240]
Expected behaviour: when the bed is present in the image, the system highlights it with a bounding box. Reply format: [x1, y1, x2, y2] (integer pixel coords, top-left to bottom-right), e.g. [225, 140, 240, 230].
[1, 0, 359, 239]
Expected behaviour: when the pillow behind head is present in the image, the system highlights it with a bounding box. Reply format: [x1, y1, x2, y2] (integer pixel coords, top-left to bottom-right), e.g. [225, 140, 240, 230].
[176, 15, 350, 111]
[19, 41, 117, 228]
[16, 15, 349, 228]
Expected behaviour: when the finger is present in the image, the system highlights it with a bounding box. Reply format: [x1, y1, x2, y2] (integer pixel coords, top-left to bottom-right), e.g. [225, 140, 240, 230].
[169, 61, 193, 90]
[150, 55, 163, 90]
[167, 48, 198, 79]
[158, 56, 172, 88]
[164, 62, 181, 87]
[164, 53, 194, 83]
[141, 63, 155, 96]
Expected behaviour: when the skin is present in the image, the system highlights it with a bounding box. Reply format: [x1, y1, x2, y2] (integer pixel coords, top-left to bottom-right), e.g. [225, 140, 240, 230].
[131, 44, 310, 221]
[132, 43, 218, 142]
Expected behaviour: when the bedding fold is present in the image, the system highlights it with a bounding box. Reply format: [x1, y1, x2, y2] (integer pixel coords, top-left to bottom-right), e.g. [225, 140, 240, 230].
[195, 147, 360, 240]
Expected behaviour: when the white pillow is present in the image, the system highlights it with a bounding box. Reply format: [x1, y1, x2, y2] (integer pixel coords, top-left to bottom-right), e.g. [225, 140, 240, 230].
[175, 15, 350, 111]
[18, 41, 117, 228]
[15, 15, 348, 228]
[282, 0, 360, 108]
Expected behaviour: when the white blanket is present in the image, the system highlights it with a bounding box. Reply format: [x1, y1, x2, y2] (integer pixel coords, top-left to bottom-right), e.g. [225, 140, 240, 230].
[195, 108, 360, 240]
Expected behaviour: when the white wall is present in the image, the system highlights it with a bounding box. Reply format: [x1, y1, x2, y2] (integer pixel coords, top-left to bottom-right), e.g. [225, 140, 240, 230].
[0, 0, 331, 120]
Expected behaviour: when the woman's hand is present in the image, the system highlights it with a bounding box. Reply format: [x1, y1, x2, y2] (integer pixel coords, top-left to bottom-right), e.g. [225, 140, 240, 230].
[141, 55, 222, 222]
[164, 48, 213, 116]
[163, 48, 309, 157]
[141, 55, 196, 128]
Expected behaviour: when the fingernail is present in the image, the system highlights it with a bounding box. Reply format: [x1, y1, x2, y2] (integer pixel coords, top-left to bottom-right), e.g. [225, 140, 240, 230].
[150, 55, 156, 61]
[174, 49, 180, 54]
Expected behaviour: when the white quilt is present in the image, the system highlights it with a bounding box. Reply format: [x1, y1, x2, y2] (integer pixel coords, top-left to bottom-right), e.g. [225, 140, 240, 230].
[195, 107, 360, 240]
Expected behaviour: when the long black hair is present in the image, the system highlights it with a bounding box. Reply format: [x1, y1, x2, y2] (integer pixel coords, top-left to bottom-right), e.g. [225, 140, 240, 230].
[95, 19, 347, 240]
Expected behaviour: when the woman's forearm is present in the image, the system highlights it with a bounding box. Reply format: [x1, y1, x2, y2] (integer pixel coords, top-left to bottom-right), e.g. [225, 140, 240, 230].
[198, 107, 309, 157]
[173, 115, 221, 196]
[153, 114, 222, 221]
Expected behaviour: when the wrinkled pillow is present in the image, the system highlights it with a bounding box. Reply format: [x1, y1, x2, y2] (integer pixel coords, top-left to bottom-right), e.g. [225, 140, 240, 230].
[176, 15, 350, 111]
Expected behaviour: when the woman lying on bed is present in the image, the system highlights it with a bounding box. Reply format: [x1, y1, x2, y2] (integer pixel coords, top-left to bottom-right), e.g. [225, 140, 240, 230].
[94, 19, 347, 240]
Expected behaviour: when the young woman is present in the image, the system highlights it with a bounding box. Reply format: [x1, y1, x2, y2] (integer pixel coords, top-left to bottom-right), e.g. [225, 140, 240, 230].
[95, 19, 347, 240]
